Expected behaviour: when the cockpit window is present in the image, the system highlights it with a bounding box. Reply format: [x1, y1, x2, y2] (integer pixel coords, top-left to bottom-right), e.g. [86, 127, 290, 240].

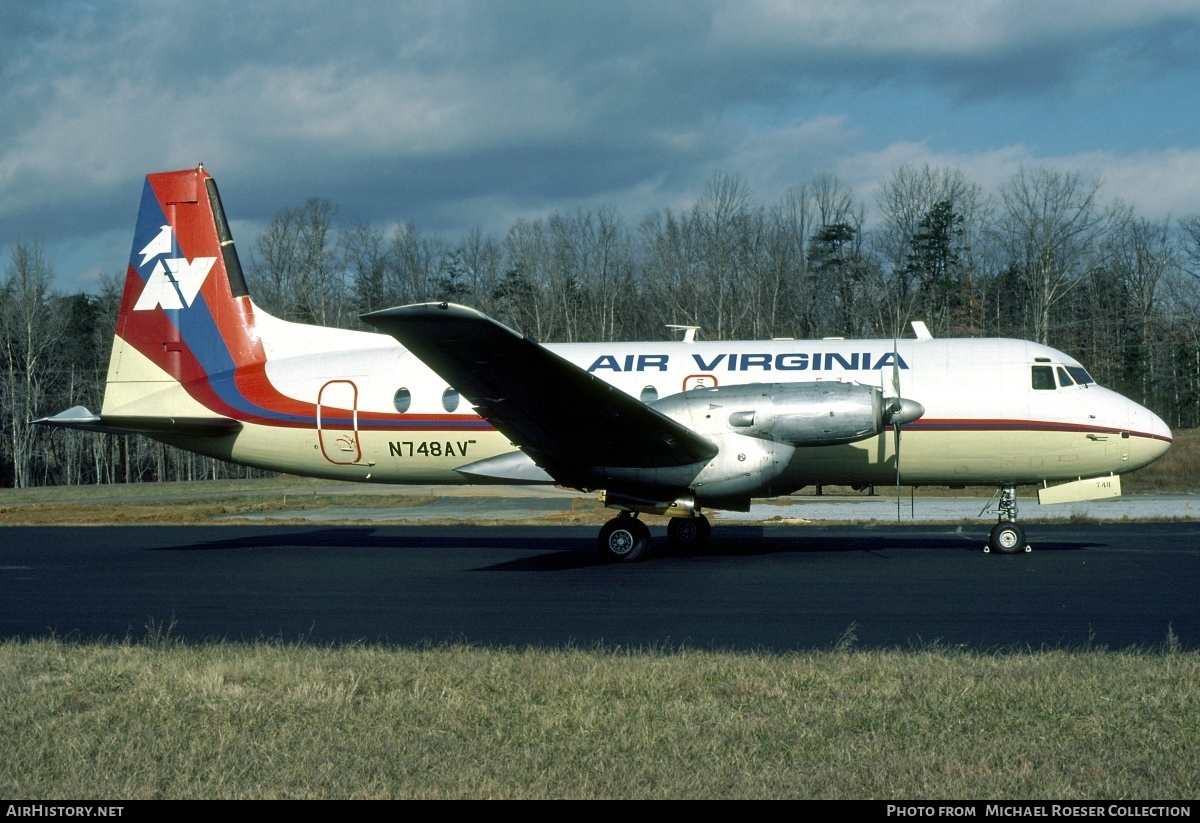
[1056, 367, 1075, 387]
[1031, 366, 1055, 391]
[1066, 366, 1095, 386]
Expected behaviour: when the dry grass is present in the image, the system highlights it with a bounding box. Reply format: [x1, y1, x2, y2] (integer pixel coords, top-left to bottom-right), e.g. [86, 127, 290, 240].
[0, 483, 439, 526]
[1, 634, 1197, 800]
[1123, 428, 1200, 493]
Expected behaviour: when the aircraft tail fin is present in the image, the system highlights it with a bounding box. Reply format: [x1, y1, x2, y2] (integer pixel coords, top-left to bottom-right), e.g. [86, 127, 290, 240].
[64, 167, 267, 430]
[39, 166, 372, 444]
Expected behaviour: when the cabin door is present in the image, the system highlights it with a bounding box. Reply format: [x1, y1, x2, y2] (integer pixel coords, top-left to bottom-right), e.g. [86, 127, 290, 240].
[317, 380, 361, 465]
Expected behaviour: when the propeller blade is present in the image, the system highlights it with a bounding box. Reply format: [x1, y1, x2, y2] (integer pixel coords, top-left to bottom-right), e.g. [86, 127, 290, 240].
[891, 338, 901, 398]
[894, 421, 901, 521]
[893, 335, 901, 520]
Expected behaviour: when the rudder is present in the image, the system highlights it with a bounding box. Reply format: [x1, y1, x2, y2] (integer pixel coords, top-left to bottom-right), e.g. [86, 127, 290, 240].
[103, 166, 265, 420]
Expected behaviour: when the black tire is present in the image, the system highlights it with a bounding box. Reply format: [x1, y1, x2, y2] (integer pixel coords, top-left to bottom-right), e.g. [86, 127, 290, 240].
[598, 516, 652, 562]
[988, 522, 1026, 554]
[667, 514, 711, 554]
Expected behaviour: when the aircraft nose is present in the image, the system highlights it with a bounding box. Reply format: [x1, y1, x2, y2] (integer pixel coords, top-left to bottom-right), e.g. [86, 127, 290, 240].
[1128, 402, 1172, 469]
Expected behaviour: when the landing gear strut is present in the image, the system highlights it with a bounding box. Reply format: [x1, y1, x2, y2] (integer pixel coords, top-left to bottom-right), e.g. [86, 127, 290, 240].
[667, 514, 711, 554]
[598, 512, 652, 563]
[985, 484, 1031, 554]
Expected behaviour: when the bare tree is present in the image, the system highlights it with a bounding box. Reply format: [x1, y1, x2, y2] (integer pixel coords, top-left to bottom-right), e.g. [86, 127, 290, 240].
[249, 206, 300, 318]
[694, 172, 759, 339]
[500, 218, 551, 339]
[291, 198, 342, 326]
[342, 219, 389, 319]
[803, 174, 875, 337]
[992, 167, 1112, 344]
[445, 227, 504, 319]
[1, 240, 62, 487]
[387, 221, 444, 307]
[639, 208, 704, 335]
[766, 183, 819, 338]
[1099, 214, 1178, 405]
[249, 198, 343, 325]
[875, 164, 987, 335]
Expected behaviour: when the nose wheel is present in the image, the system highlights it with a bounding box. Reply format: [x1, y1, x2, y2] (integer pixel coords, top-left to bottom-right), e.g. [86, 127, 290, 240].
[986, 521, 1030, 554]
[984, 485, 1032, 554]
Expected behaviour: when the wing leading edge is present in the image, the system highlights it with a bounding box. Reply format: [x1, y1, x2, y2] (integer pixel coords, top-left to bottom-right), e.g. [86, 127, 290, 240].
[363, 303, 718, 487]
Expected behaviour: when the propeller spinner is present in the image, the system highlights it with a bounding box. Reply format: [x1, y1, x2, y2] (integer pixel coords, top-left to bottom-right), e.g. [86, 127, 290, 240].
[885, 397, 925, 427]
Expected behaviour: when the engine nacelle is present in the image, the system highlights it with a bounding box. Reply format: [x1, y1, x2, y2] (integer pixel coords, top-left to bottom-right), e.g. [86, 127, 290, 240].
[651, 381, 885, 447]
[593, 382, 924, 510]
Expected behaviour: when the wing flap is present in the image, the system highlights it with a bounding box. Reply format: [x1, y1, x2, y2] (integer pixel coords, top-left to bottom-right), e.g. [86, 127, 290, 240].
[363, 303, 717, 483]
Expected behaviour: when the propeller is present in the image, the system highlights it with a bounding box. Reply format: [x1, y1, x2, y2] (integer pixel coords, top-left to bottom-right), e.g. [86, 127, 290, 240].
[882, 335, 925, 520]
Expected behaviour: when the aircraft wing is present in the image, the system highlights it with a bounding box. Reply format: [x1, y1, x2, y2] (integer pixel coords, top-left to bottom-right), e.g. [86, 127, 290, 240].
[363, 303, 718, 484]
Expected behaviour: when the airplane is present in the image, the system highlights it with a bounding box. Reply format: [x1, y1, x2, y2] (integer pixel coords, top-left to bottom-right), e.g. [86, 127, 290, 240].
[37, 166, 1174, 561]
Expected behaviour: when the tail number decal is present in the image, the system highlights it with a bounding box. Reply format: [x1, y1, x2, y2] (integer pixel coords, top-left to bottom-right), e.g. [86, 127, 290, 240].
[389, 440, 476, 458]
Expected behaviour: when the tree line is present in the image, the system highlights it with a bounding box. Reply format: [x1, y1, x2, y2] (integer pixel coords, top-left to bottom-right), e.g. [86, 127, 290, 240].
[6, 163, 1200, 487]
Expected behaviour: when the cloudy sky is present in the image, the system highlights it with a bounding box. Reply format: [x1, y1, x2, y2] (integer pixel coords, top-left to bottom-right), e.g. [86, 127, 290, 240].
[5, 0, 1200, 292]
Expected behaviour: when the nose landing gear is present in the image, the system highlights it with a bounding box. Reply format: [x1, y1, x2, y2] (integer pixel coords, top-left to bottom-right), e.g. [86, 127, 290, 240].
[984, 485, 1032, 554]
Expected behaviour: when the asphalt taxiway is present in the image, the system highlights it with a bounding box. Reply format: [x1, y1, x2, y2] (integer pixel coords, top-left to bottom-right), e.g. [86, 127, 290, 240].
[1, 521, 1196, 650]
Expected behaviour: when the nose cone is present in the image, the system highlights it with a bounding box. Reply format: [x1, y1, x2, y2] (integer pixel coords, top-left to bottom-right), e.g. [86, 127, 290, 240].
[1127, 403, 1173, 471]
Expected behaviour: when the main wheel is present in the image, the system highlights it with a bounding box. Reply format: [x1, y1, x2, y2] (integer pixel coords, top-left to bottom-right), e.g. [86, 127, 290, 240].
[987, 522, 1026, 554]
[598, 516, 652, 563]
[667, 514, 711, 554]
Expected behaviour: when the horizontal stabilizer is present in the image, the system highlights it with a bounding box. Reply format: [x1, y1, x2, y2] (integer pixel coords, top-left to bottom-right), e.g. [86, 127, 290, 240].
[35, 406, 241, 437]
[1037, 474, 1122, 505]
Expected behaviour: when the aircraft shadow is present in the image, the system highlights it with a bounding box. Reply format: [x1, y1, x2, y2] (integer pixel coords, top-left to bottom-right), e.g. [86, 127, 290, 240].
[148, 524, 1094, 572]
[150, 526, 591, 554]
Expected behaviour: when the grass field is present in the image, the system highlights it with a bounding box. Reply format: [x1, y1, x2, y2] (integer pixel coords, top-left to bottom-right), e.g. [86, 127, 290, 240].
[2, 434, 1197, 799]
[2, 634, 1197, 800]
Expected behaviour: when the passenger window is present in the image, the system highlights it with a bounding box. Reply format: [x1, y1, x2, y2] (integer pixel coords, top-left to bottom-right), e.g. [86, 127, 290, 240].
[1031, 366, 1055, 391]
[640, 385, 659, 404]
[393, 388, 411, 414]
[1057, 367, 1074, 387]
[442, 387, 461, 413]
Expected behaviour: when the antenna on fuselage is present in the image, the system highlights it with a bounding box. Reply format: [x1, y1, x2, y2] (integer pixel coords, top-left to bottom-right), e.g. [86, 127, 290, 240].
[666, 325, 701, 343]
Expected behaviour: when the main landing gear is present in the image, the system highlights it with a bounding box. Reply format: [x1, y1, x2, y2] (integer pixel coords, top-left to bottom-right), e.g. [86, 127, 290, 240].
[667, 513, 711, 554]
[597, 512, 712, 562]
[597, 513, 652, 562]
[985, 484, 1032, 555]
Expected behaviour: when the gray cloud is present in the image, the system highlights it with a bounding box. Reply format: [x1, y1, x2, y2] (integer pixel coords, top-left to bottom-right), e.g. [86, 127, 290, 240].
[4, 1, 1200, 288]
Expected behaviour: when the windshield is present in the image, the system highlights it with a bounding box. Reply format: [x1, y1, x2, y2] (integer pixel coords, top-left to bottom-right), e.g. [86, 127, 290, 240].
[1065, 366, 1095, 386]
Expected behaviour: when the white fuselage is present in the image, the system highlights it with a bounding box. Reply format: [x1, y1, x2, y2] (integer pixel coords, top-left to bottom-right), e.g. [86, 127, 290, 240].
[109, 310, 1172, 497]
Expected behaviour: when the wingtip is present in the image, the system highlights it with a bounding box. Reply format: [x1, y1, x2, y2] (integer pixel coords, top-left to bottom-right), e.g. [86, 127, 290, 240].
[361, 300, 481, 323]
[361, 303, 518, 342]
